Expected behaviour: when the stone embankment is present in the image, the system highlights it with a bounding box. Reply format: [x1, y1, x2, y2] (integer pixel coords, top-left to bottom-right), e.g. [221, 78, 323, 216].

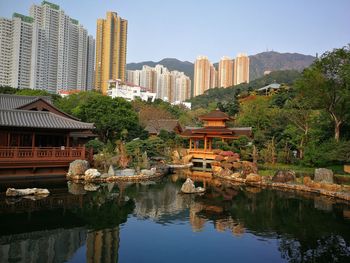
[66, 160, 169, 182]
[215, 170, 350, 202]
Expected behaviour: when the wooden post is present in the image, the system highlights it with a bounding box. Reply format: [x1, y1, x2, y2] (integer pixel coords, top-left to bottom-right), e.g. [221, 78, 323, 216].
[31, 132, 35, 148]
[204, 136, 207, 151]
[189, 138, 192, 150]
[66, 134, 70, 147]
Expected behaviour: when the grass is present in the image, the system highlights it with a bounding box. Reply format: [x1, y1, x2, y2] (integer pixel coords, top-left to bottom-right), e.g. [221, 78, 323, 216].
[258, 163, 348, 177]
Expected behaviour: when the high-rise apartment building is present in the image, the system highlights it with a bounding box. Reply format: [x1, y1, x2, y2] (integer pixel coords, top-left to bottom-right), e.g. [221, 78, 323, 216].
[95, 12, 128, 95]
[126, 65, 191, 102]
[234, 53, 249, 85]
[218, 56, 234, 88]
[0, 14, 33, 89]
[194, 56, 218, 96]
[0, 1, 94, 92]
[86, 35, 95, 91]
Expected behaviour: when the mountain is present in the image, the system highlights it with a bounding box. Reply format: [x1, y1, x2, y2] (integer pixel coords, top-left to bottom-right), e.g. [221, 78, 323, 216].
[249, 51, 315, 80]
[127, 51, 315, 82]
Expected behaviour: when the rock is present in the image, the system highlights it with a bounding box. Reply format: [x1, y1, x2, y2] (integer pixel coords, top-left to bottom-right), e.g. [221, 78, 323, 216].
[220, 151, 235, 157]
[6, 188, 50, 197]
[241, 161, 258, 175]
[141, 168, 156, 176]
[182, 154, 193, 164]
[67, 182, 86, 195]
[314, 168, 334, 183]
[232, 162, 242, 169]
[84, 183, 100, 191]
[272, 170, 296, 183]
[100, 173, 110, 178]
[221, 162, 233, 170]
[212, 166, 223, 175]
[218, 168, 232, 178]
[68, 160, 90, 176]
[172, 150, 181, 163]
[230, 172, 242, 178]
[303, 176, 312, 186]
[227, 155, 240, 163]
[84, 168, 101, 180]
[246, 173, 262, 183]
[181, 178, 206, 194]
[120, 169, 135, 176]
[320, 182, 341, 192]
[212, 149, 222, 154]
[108, 165, 115, 176]
[214, 155, 225, 162]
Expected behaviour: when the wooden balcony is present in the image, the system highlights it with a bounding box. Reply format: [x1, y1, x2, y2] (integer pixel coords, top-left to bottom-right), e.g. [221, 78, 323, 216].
[0, 146, 86, 169]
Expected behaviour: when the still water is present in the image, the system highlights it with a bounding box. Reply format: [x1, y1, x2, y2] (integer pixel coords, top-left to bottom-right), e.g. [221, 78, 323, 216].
[0, 174, 349, 263]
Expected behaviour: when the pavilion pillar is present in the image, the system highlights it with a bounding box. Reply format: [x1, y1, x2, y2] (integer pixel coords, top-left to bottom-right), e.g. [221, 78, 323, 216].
[66, 134, 70, 147]
[189, 138, 192, 150]
[31, 132, 35, 148]
[204, 136, 207, 151]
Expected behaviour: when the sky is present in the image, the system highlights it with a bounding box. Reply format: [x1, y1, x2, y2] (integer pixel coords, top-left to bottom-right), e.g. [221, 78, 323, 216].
[0, 0, 349, 63]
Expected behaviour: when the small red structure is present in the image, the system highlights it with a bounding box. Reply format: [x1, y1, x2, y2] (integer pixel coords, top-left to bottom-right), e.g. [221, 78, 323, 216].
[0, 94, 95, 180]
[181, 109, 252, 160]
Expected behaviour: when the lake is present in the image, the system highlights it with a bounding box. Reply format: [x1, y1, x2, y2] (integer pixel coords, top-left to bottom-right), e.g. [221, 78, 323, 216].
[0, 174, 349, 263]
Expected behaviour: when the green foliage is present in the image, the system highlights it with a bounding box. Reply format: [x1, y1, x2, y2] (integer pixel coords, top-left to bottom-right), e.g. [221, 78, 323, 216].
[77, 95, 142, 142]
[296, 45, 350, 141]
[86, 138, 105, 153]
[0, 86, 17, 94]
[126, 137, 168, 159]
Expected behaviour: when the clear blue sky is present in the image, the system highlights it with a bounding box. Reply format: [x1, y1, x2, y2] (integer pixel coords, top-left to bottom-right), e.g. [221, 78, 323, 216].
[1, 0, 349, 63]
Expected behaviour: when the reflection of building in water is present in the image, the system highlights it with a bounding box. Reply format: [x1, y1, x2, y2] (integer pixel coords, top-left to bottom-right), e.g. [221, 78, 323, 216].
[0, 227, 86, 263]
[189, 202, 206, 232]
[87, 227, 120, 263]
[215, 218, 245, 237]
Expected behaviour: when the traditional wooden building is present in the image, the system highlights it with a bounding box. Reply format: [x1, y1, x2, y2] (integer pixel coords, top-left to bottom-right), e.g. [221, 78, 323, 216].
[145, 119, 183, 136]
[0, 94, 95, 180]
[181, 109, 252, 160]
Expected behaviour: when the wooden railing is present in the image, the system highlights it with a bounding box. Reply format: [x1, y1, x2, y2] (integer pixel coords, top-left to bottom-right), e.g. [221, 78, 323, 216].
[0, 146, 86, 162]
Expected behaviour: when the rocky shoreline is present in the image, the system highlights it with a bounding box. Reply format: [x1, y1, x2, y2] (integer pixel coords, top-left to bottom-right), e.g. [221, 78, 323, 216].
[215, 173, 350, 202]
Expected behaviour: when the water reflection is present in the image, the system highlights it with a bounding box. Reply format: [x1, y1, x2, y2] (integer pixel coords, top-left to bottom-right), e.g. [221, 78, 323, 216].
[0, 174, 349, 263]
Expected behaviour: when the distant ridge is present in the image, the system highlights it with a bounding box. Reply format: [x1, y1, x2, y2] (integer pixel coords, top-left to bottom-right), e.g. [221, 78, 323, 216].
[127, 51, 315, 83]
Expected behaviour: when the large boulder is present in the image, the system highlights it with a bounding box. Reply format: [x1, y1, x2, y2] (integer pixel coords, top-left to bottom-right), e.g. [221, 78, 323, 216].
[154, 164, 169, 176]
[120, 169, 135, 176]
[218, 168, 232, 178]
[227, 155, 240, 163]
[220, 151, 235, 157]
[272, 170, 296, 183]
[314, 168, 334, 183]
[181, 178, 205, 194]
[182, 154, 193, 164]
[108, 165, 115, 176]
[246, 173, 262, 183]
[6, 188, 50, 197]
[68, 160, 89, 176]
[84, 168, 101, 180]
[221, 162, 233, 170]
[141, 168, 156, 176]
[214, 155, 225, 162]
[241, 161, 258, 176]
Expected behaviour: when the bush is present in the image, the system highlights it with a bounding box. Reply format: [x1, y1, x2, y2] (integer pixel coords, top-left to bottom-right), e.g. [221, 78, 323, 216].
[86, 139, 105, 153]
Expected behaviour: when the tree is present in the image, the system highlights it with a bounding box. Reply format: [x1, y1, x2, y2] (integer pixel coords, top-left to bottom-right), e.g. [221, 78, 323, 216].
[77, 95, 141, 143]
[297, 45, 350, 141]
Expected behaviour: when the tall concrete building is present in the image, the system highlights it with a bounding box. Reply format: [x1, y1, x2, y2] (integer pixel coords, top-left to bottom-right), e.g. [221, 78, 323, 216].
[0, 14, 33, 89]
[0, 1, 95, 92]
[86, 35, 95, 91]
[194, 56, 217, 96]
[234, 53, 250, 85]
[218, 56, 234, 88]
[95, 12, 128, 95]
[127, 65, 191, 102]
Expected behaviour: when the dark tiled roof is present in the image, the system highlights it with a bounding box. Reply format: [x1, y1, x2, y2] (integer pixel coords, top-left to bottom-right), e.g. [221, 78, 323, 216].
[0, 94, 52, 109]
[145, 119, 182, 135]
[0, 109, 94, 130]
[199, 109, 230, 120]
[181, 126, 252, 137]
